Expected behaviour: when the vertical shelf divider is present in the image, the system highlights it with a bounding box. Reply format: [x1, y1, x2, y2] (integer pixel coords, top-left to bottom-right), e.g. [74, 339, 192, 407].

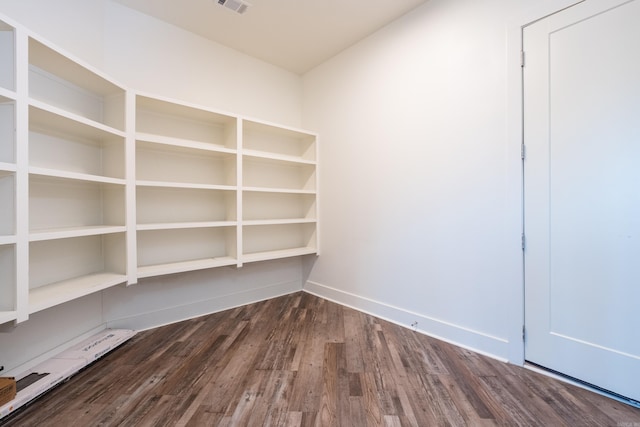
[237, 118, 244, 267]
[15, 27, 29, 323]
[125, 90, 137, 285]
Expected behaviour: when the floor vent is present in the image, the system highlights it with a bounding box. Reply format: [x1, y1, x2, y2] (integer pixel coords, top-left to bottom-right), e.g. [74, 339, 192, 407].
[0, 329, 135, 420]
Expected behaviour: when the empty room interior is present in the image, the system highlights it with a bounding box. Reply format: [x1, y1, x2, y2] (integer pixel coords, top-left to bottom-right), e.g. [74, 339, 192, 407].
[0, 0, 639, 425]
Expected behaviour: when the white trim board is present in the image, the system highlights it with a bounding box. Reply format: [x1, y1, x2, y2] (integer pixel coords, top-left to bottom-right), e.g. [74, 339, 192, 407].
[304, 280, 509, 363]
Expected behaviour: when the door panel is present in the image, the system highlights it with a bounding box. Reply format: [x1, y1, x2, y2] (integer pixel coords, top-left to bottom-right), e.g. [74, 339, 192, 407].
[524, 0, 640, 402]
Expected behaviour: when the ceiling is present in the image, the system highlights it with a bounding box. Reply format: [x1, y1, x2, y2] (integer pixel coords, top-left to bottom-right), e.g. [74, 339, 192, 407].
[112, 0, 429, 74]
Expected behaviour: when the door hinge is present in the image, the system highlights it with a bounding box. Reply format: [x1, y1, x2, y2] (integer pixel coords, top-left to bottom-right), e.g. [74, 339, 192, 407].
[520, 50, 525, 67]
[522, 325, 526, 342]
[521, 144, 526, 160]
[521, 233, 526, 251]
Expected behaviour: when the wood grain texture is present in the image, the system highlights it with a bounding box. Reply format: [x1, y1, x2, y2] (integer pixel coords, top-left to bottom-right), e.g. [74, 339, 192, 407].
[3, 292, 639, 426]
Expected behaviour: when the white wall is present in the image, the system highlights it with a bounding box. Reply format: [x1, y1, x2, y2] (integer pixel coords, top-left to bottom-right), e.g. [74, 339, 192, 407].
[0, 0, 305, 375]
[103, 2, 302, 126]
[0, 0, 105, 67]
[303, 0, 530, 361]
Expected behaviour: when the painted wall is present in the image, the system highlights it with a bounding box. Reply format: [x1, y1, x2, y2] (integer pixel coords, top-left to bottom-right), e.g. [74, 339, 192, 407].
[0, 0, 305, 375]
[102, 2, 302, 126]
[302, 0, 531, 361]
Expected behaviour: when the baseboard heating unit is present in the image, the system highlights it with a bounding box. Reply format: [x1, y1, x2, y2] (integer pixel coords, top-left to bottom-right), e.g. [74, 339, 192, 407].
[0, 329, 136, 420]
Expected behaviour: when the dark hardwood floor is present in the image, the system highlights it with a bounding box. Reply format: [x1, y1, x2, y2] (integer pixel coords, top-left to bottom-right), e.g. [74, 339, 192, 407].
[2, 292, 639, 426]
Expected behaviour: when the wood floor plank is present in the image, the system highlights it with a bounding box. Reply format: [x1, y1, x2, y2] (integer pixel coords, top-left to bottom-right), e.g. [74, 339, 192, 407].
[2, 292, 640, 426]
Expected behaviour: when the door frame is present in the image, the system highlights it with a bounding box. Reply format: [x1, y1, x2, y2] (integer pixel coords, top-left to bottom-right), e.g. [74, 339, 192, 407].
[504, 0, 585, 365]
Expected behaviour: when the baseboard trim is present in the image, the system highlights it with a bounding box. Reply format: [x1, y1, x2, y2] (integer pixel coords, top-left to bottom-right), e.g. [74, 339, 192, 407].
[106, 280, 302, 332]
[304, 280, 510, 362]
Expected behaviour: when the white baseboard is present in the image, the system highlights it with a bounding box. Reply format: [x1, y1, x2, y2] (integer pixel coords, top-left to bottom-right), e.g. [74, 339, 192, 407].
[304, 280, 510, 362]
[106, 280, 302, 332]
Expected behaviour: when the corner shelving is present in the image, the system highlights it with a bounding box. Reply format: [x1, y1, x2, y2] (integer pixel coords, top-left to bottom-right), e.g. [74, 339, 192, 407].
[0, 15, 320, 322]
[240, 119, 318, 263]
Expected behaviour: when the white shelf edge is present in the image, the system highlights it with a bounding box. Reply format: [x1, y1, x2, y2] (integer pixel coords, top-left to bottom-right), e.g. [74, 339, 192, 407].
[0, 311, 17, 325]
[136, 133, 237, 155]
[241, 116, 318, 137]
[28, 272, 127, 314]
[242, 247, 318, 264]
[29, 166, 126, 185]
[137, 256, 238, 279]
[135, 91, 239, 123]
[29, 225, 126, 242]
[28, 98, 126, 137]
[0, 163, 17, 173]
[242, 149, 315, 165]
[136, 180, 236, 191]
[242, 186, 316, 195]
[0, 86, 17, 101]
[0, 235, 16, 245]
[242, 218, 316, 226]
[137, 221, 237, 231]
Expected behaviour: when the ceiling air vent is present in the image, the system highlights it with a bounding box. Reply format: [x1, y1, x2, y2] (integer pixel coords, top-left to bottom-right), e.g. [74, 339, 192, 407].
[218, 0, 251, 15]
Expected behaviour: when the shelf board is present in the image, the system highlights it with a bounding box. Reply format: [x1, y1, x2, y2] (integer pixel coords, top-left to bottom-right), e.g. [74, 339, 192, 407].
[136, 133, 236, 155]
[137, 221, 236, 231]
[29, 105, 125, 141]
[242, 186, 316, 195]
[243, 117, 316, 138]
[0, 163, 16, 174]
[0, 311, 17, 325]
[136, 180, 236, 191]
[242, 149, 315, 165]
[0, 235, 17, 245]
[29, 225, 126, 242]
[243, 218, 316, 226]
[137, 256, 238, 279]
[242, 247, 318, 264]
[29, 166, 126, 185]
[0, 87, 17, 101]
[29, 272, 127, 314]
[136, 93, 236, 125]
[29, 99, 126, 137]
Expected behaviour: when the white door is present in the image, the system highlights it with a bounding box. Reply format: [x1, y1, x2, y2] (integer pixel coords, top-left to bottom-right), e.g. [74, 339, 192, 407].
[523, 0, 640, 403]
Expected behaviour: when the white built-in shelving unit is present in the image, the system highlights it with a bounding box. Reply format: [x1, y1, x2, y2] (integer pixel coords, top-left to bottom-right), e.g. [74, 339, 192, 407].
[26, 36, 128, 315]
[0, 14, 318, 326]
[0, 18, 17, 325]
[241, 120, 318, 263]
[134, 94, 240, 278]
